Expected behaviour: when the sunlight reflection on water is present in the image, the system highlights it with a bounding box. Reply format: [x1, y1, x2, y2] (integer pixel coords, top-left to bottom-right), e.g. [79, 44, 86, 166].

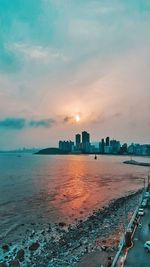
[0, 154, 149, 240]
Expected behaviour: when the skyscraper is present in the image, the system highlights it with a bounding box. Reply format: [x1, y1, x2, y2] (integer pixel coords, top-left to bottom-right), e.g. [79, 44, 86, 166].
[75, 134, 81, 151]
[101, 138, 105, 154]
[75, 134, 81, 146]
[82, 131, 90, 144]
[106, 137, 110, 146]
[82, 131, 90, 152]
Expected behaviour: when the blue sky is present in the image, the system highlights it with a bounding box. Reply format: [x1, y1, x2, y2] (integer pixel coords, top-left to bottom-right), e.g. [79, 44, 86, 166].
[0, 0, 150, 149]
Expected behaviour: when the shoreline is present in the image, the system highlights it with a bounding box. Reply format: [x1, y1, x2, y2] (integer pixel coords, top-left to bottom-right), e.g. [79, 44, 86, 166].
[0, 190, 142, 267]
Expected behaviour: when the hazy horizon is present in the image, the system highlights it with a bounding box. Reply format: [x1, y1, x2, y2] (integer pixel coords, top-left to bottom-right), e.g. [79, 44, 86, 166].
[0, 0, 150, 149]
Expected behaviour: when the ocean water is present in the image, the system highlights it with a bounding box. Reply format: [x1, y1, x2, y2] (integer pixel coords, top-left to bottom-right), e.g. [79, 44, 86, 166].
[0, 153, 149, 243]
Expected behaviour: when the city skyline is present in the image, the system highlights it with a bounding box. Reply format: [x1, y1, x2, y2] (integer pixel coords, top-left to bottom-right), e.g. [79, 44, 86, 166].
[0, 0, 150, 149]
[0, 130, 150, 151]
[57, 131, 150, 156]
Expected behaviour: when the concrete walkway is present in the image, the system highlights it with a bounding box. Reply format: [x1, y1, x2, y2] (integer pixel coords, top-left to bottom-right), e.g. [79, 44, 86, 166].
[124, 207, 150, 267]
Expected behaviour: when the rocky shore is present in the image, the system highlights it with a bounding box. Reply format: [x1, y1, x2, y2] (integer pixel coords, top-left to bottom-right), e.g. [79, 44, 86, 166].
[0, 190, 142, 267]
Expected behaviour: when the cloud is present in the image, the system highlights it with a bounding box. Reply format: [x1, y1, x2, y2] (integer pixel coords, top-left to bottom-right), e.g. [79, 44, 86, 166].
[63, 112, 82, 124]
[0, 118, 25, 129]
[7, 43, 69, 63]
[29, 118, 55, 128]
[93, 112, 122, 124]
[0, 117, 55, 130]
[63, 116, 74, 123]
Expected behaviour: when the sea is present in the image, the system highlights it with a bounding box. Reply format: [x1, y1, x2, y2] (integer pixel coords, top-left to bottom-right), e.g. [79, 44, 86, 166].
[0, 153, 150, 243]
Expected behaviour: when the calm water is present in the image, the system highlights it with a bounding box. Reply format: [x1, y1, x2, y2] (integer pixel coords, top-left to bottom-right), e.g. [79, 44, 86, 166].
[0, 153, 149, 242]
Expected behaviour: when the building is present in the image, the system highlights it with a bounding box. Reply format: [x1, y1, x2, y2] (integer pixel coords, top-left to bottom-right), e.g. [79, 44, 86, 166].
[76, 134, 81, 145]
[128, 143, 141, 155]
[101, 138, 105, 154]
[141, 145, 150, 156]
[127, 143, 150, 156]
[82, 131, 90, 144]
[81, 131, 90, 153]
[75, 134, 81, 151]
[59, 140, 74, 152]
[106, 137, 110, 146]
[110, 140, 121, 154]
[104, 145, 112, 154]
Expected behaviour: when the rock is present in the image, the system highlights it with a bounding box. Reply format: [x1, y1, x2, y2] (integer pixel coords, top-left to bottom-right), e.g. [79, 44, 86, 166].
[29, 242, 40, 251]
[2, 244, 9, 252]
[101, 245, 106, 251]
[58, 222, 66, 227]
[0, 263, 8, 267]
[16, 249, 25, 261]
[9, 260, 20, 267]
[59, 238, 67, 246]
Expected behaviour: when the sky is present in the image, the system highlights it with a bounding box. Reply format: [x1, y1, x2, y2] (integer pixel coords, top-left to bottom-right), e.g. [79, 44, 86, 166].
[0, 0, 150, 149]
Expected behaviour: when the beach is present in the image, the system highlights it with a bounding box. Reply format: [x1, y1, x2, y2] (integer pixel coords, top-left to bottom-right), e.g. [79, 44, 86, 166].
[0, 190, 142, 267]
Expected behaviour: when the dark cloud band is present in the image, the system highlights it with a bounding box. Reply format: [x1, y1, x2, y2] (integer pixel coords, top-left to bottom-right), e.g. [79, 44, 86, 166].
[0, 117, 55, 130]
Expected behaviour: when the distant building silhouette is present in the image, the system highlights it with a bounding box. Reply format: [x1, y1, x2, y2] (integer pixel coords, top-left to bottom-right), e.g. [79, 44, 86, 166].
[59, 140, 74, 152]
[120, 143, 128, 154]
[75, 134, 81, 151]
[76, 134, 81, 145]
[82, 131, 90, 153]
[106, 136, 110, 146]
[57, 132, 150, 156]
[127, 143, 150, 156]
[110, 140, 121, 154]
[82, 131, 90, 143]
[101, 138, 105, 154]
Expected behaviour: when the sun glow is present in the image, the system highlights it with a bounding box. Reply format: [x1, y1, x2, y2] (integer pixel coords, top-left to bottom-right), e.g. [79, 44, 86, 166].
[75, 114, 80, 123]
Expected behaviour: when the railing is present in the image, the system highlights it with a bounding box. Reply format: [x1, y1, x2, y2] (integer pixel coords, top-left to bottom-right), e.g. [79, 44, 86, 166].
[111, 238, 125, 267]
[111, 188, 146, 267]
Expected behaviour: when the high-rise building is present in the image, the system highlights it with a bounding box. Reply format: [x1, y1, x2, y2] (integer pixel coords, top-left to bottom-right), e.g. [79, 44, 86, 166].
[82, 131, 90, 144]
[106, 137, 110, 146]
[75, 134, 81, 145]
[59, 140, 74, 152]
[110, 140, 121, 154]
[82, 131, 90, 152]
[75, 134, 81, 151]
[101, 138, 105, 154]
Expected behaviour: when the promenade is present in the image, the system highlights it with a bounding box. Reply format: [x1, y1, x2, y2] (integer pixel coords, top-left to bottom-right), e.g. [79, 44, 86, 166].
[124, 206, 150, 267]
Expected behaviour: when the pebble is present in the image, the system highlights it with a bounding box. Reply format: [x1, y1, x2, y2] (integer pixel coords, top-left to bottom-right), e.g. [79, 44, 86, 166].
[16, 249, 25, 261]
[58, 222, 66, 227]
[0, 263, 8, 267]
[1, 191, 141, 267]
[9, 260, 20, 267]
[29, 242, 39, 251]
[2, 245, 9, 252]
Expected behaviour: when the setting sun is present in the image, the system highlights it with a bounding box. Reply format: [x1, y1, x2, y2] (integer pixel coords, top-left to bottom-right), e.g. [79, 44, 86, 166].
[75, 114, 80, 123]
